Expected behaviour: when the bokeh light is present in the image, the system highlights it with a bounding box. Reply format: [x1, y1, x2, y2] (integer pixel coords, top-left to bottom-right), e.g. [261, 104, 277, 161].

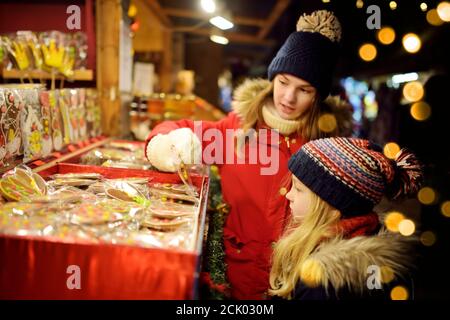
[390, 1, 398, 10]
[381, 266, 395, 283]
[318, 113, 337, 133]
[398, 219, 415, 236]
[356, 0, 364, 9]
[359, 43, 377, 61]
[420, 3, 428, 12]
[410, 101, 431, 121]
[403, 81, 424, 102]
[383, 142, 400, 159]
[385, 211, 405, 232]
[437, 1, 450, 21]
[128, 4, 137, 18]
[427, 9, 445, 25]
[441, 201, 450, 217]
[391, 286, 409, 300]
[402, 33, 422, 53]
[418, 187, 436, 205]
[377, 27, 396, 45]
[420, 231, 437, 246]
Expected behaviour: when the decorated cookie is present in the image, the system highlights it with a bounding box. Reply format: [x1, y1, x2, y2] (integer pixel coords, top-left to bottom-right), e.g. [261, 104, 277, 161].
[141, 216, 189, 231]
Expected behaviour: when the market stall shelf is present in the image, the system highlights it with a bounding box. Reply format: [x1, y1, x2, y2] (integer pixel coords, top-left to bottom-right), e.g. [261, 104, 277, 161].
[0, 154, 209, 299]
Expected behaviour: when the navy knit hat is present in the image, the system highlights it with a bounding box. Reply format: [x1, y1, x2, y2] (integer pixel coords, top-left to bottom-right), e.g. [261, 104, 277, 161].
[268, 10, 342, 98]
[288, 137, 424, 217]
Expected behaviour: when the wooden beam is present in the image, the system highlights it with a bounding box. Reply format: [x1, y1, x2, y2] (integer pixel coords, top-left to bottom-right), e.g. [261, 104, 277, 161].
[96, 0, 121, 137]
[258, 0, 291, 39]
[174, 27, 275, 46]
[144, 0, 173, 28]
[163, 7, 266, 27]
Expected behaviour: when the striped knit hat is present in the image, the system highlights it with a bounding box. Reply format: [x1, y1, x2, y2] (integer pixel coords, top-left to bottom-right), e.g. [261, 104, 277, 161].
[288, 137, 423, 217]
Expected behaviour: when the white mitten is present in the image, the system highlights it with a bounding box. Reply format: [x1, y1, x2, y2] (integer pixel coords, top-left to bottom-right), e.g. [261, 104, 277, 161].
[146, 128, 202, 172]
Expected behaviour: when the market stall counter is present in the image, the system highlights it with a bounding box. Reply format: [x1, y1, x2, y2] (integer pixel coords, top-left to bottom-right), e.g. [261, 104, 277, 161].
[0, 143, 209, 299]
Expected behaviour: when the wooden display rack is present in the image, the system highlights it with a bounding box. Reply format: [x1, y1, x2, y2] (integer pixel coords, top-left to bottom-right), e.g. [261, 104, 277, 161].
[1, 69, 94, 81]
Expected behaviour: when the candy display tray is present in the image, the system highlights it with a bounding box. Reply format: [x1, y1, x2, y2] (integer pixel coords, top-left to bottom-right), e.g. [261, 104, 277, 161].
[0, 162, 209, 299]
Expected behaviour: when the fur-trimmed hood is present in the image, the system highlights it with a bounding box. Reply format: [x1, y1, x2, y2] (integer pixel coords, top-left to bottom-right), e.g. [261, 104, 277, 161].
[232, 78, 271, 119]
[231, 78, 353, 136]
[300, 228, 415, 293]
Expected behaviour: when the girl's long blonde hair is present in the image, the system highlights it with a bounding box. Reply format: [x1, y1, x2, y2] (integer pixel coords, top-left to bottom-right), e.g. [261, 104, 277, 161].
[269, 191, 341, 299]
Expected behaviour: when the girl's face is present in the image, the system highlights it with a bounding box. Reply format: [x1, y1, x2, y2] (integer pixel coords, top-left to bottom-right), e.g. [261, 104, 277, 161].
[273, 73, 317, 120]
[285, 175, 314, 222]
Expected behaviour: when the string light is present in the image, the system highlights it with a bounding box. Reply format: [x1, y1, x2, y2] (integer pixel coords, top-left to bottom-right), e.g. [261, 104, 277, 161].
[402, 33, 422, 53]
[420, 231, 437, 246]
[391, 286, 409, 300]
[381, 266, 395, 283]
[420, 3, 428, 12]
[437, 1, 450, 21]
[377, 27, 396, 45]
[359, 43, 377, 61]
[410, 101, 431, 121]
[384, 211, 405, 232]
[398, 219, 415, 236]
[403, 81, 424, 102]
[418, 187, 436, 205]
[318, 114, 337, 133]
[441, 201, 450, 217]
[427, 9, 445, 26]
[383, 142, 400, 159]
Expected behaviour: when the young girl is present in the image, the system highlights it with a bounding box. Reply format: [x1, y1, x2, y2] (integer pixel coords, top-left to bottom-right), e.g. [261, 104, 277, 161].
[270, 137, 423, 300]
[145, 11, 350, 299]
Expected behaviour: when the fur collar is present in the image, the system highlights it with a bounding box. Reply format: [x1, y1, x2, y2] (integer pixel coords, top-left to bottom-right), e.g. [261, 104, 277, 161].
[231, 78, 353, 136]
[231, 78, 271, 122]
[301, 228, 415, 293]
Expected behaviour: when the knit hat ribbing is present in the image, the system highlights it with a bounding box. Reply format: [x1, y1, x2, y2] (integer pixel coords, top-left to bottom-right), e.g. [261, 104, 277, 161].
[288, 137, 424, 217]
[268, 10, 342, 98]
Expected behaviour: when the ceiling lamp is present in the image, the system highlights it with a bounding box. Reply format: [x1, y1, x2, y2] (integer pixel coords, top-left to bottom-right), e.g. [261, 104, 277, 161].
[200, 0, 216, 14]
[209, 12, 234, 30]
[210, 29, 229, 45]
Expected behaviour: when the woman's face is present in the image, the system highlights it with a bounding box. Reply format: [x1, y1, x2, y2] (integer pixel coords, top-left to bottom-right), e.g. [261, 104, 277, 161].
[273, 73, 317, 120]
[285, 175, 313, 222]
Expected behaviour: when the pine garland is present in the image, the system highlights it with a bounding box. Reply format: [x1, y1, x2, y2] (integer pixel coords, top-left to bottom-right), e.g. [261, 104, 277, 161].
[201, 165, 231, 299]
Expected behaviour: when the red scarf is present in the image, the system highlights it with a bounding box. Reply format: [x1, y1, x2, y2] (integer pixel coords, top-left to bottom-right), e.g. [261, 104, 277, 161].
[337, 212, 380, 238]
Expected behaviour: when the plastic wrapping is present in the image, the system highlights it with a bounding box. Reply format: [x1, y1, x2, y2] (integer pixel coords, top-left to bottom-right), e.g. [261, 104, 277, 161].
[80, 146, 149, 169]
[0, 165, 202, 251]
[20, 88, 44, 162]
[0, 88, 23, 166]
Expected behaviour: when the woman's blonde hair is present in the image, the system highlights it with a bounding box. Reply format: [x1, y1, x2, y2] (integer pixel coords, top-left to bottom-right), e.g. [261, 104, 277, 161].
[269, 191, 341, 299]
[239, 80, 330, 142]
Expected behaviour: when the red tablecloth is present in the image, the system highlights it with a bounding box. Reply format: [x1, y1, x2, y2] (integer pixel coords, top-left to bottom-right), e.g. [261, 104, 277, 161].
[0, 235, 197, 299]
